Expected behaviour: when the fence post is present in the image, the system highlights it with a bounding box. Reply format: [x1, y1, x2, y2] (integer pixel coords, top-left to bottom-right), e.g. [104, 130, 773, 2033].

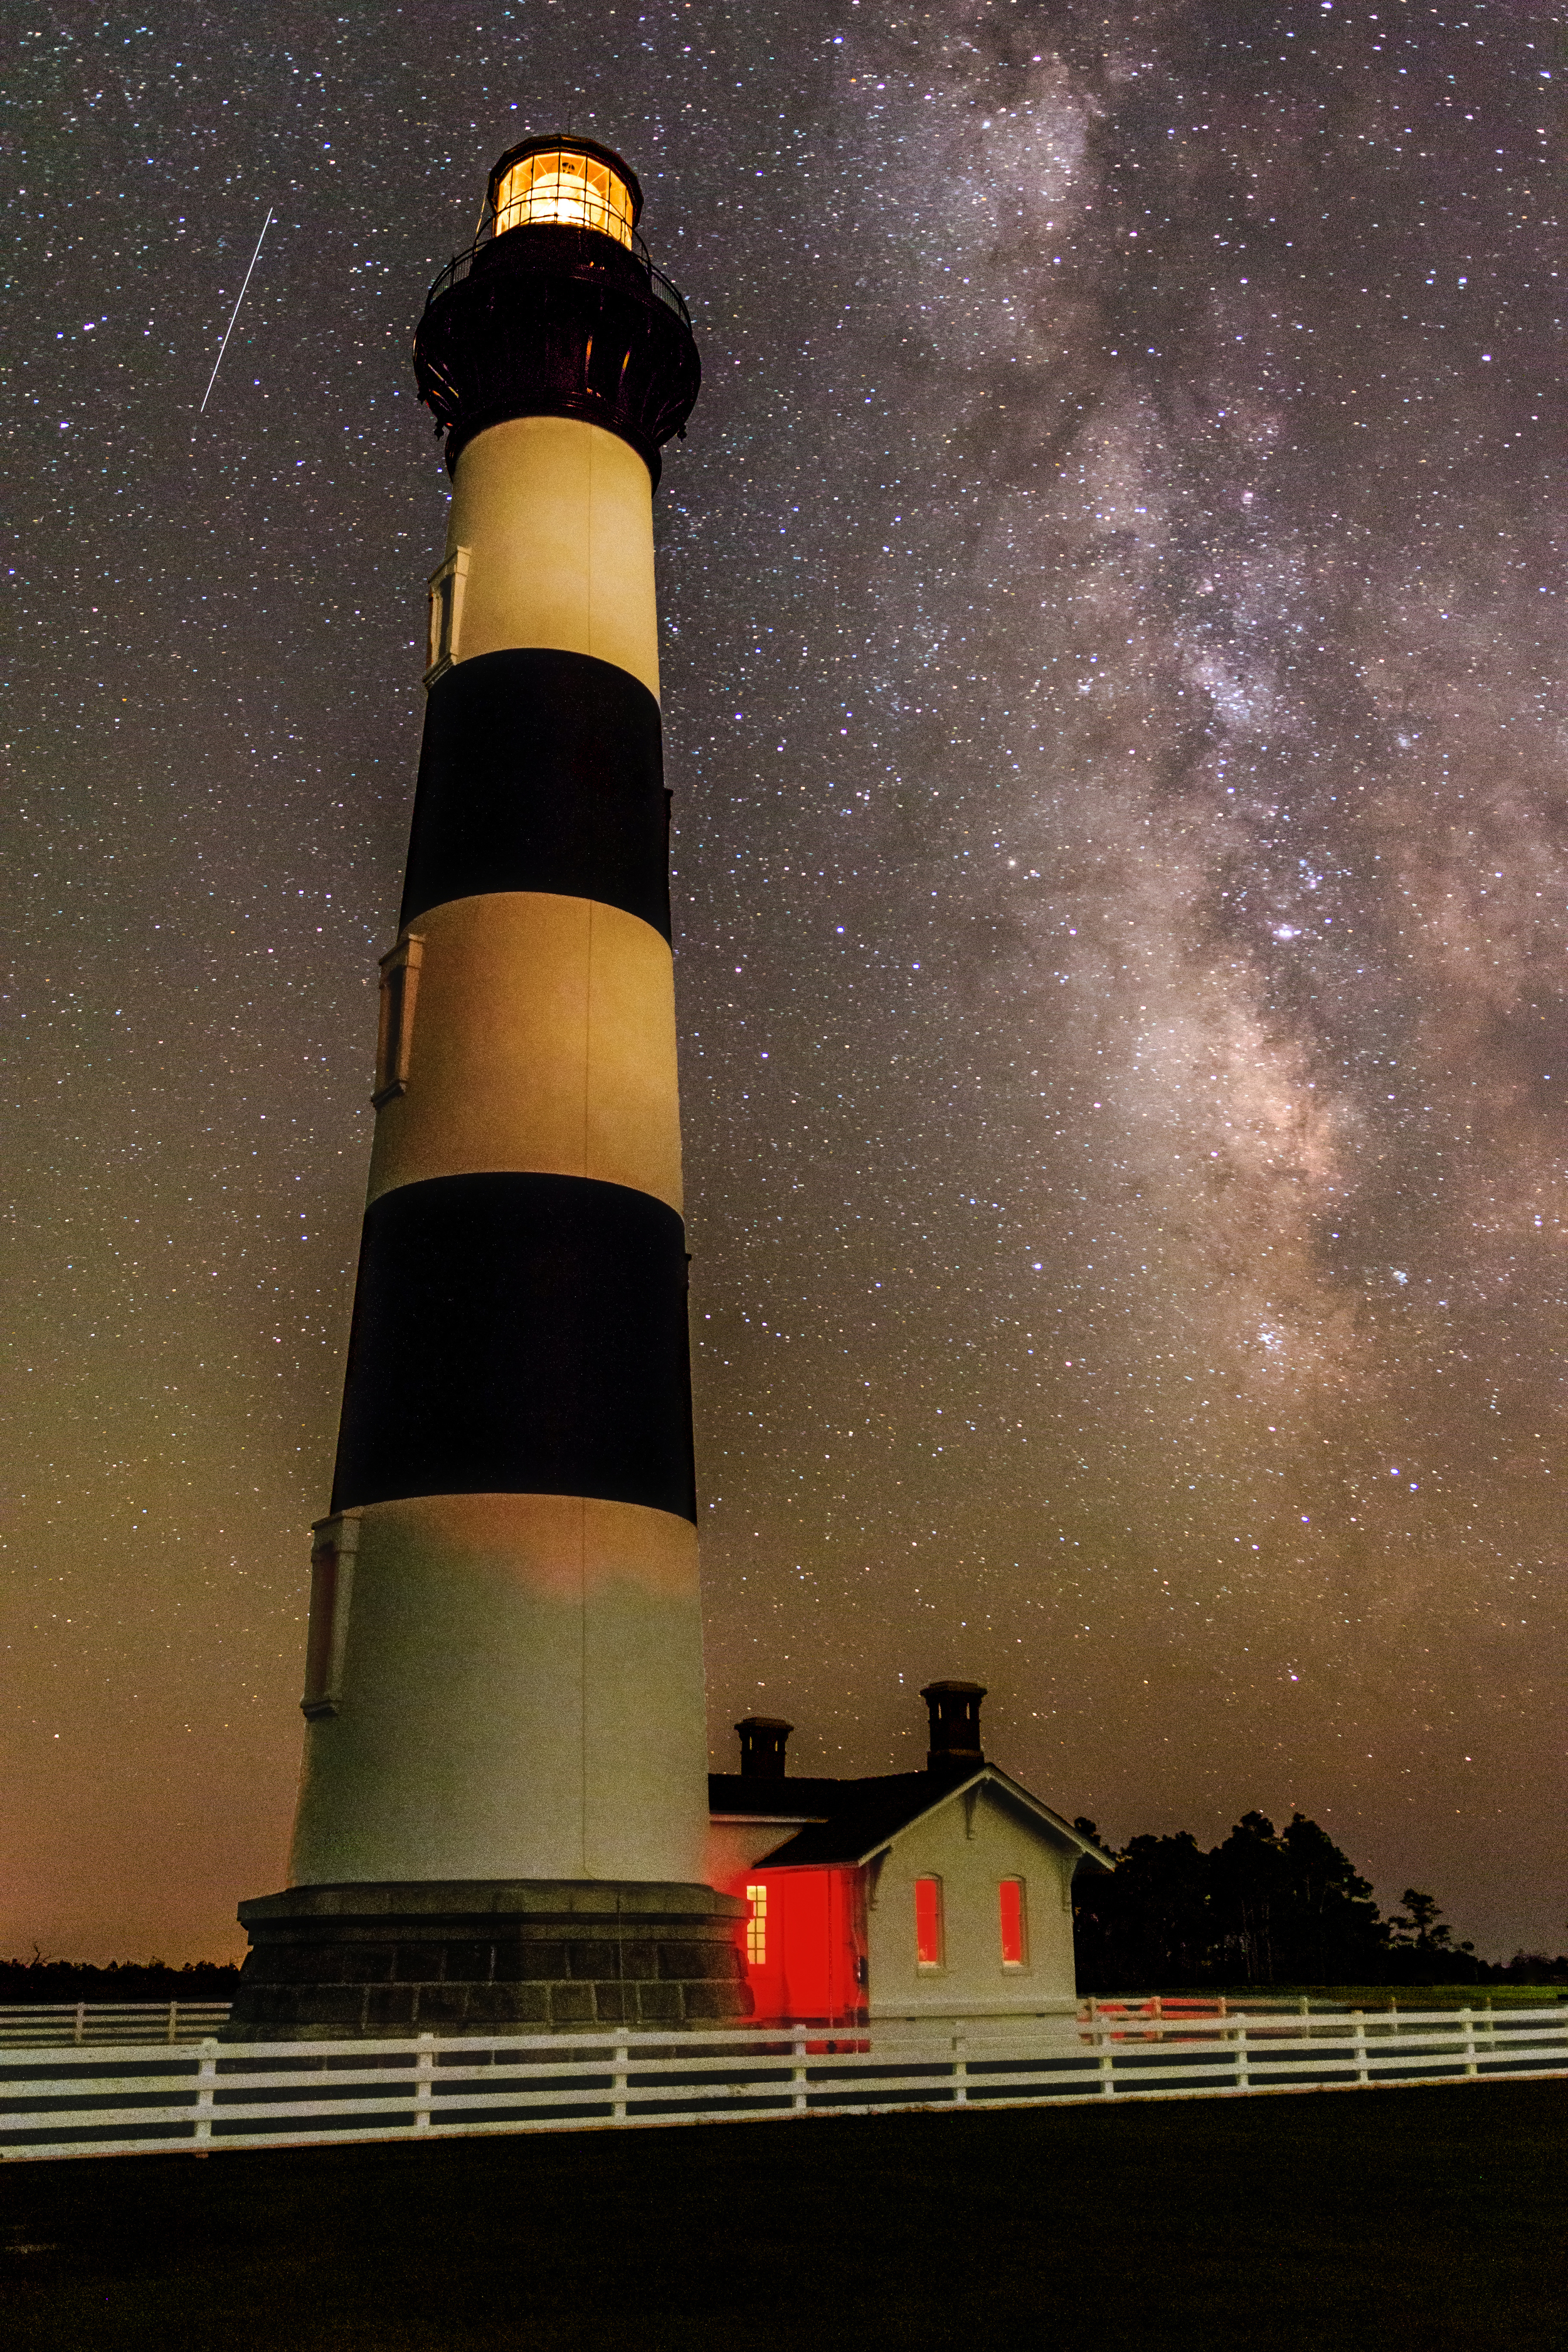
[1461, 2006, 1477, 2079]
[74, 2001, 86, 2048]
[168, 2001, 178, 2046]
[1233, 2014, 1249, 2095]
[613, 2039, 629, 2124]
[414, 2033, 435, 2132]
[792, 2030, 808, 2114]
[1097, 2014, 1116, 2099]
[1352, 2009, 1369, 2086]
[953, 2033, 968, 2106]
[194, 2037, 217, 2148]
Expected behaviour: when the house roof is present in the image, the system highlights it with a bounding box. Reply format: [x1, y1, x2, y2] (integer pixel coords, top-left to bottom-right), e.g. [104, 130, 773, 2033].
[708, 1766, 1113, 1874]
[708, 1774, 846, 1823]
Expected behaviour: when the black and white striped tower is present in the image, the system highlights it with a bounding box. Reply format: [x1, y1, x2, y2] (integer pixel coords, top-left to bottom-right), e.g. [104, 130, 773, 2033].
[230, 138, 748, 2037]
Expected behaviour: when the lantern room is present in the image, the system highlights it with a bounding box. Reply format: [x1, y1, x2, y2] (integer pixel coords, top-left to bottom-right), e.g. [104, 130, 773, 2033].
[486, 136, 641, 250]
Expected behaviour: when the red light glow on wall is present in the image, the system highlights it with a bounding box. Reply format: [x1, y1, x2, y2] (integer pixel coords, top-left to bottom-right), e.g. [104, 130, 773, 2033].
[999, 1877, 1027, 1966]
[914, 1875, 943, 1967]
[733, 1868, 866, 2025]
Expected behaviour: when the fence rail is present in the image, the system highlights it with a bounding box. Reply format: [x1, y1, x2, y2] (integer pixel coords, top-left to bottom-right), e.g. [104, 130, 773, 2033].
[0, 2003, 233, 2048]
[2, 2003, 1564, 2163]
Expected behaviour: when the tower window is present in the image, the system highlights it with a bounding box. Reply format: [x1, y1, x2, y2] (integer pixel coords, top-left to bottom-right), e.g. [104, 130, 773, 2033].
[914, 1876, 944, 1969]
[425, 547, 470, 683]
[373, 935, 424, 1107]
[999, 1878, 1028, 1968]
[745, 1884, 767, 1968]
[301, 1513, 360, 1719]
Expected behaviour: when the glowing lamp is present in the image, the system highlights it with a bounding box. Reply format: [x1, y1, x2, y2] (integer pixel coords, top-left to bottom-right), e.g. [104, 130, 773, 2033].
[489, 135, 641, 250]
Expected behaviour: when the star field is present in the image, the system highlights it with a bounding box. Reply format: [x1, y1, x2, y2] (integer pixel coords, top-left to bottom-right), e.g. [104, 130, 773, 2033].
[3, 0, 1564, 1961]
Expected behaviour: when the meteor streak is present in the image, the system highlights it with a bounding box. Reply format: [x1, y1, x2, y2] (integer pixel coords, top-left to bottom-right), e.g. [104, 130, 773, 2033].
[198, 206, 273, 416]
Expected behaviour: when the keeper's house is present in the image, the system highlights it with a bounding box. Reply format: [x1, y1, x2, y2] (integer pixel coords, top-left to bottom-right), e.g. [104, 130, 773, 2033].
[707, 1682, 1110, 2028]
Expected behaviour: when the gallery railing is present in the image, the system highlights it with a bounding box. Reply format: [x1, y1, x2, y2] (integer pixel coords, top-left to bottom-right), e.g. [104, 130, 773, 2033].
[421, 226, 691, 327]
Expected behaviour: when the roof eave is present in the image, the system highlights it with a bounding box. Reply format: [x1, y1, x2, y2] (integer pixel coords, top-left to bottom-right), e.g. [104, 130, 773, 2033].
[709, 1813, 831, 1828]
[836, 1766, 1115, 1872]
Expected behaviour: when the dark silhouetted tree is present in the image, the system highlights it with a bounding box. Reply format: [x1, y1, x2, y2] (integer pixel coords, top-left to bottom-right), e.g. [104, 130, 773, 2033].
[1071, 1809, 1473, 1989]
[1071, 1830, 1212, 1990]
[1274, 1812, 1389, 1983]
[1387, 1888, 1480, 1983]
[1209, 1812, 1293, 1984]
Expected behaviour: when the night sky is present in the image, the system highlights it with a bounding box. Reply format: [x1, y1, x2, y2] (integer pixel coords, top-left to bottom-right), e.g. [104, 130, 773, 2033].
[6, 1, 1565, 1964]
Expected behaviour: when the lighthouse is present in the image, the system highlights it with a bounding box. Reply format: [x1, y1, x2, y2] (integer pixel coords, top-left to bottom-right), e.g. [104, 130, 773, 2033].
[230, 137, 748, 2036]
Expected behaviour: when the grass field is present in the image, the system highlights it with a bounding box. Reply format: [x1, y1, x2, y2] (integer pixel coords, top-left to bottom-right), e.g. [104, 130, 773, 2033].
[3, 2079, 1564, 2350]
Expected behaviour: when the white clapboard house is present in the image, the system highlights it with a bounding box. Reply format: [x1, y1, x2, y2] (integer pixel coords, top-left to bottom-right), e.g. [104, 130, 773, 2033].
[706, 1682, 1110, 2026]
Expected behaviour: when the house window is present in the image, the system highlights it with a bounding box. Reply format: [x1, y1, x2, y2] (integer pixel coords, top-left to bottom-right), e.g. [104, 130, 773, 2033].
[999, 1877, 1028, 1968]
[745, 1884, 767, 1968]
[425, 548, 470, 683]
[914, 1876, 944, 1969]
[373, 935, 424, 1107]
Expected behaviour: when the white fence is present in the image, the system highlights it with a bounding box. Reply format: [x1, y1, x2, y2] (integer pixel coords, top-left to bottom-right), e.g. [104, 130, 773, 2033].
[2, 2001, 1564, 2163]
[0, 2003, 232, 2049]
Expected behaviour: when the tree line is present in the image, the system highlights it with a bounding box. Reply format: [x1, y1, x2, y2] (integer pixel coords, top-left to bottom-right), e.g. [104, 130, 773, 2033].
[4, 1810, 1564, 2001]
[0, 1957, 241, 2005]
[1070, 1809, 1568, 1991]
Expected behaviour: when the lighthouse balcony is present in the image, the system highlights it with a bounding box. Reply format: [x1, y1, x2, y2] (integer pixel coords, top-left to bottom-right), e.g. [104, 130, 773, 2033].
[423, 221, 691, 331]
[413, 220, 699, 481]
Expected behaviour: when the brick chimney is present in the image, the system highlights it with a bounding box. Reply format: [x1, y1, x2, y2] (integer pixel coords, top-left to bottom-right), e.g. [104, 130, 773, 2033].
[920, 1680, 986, 1776]
[734, 1715, 793, 1779]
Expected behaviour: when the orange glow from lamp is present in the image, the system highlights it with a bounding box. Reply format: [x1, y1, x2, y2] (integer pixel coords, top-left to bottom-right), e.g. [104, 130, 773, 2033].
[490, 139, 638, 248]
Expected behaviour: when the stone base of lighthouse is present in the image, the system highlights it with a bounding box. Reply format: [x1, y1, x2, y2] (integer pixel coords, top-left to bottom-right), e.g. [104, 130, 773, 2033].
[224, 1880, 750, 2040]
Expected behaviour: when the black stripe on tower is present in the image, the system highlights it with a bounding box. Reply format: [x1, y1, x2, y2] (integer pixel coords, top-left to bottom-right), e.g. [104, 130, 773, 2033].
[330, 1173, 697, 1522]
[401, 650, 669, 938]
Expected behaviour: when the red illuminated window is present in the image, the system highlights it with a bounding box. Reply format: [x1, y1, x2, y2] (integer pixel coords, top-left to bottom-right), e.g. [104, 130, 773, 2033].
[999, 1877, 1027, 1968]
[914, 1876, 944, 1968]
[744, 1883, 767, 1968]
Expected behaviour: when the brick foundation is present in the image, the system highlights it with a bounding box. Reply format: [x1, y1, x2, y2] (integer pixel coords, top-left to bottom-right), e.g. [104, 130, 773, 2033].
[225, 1880, 751, 2039]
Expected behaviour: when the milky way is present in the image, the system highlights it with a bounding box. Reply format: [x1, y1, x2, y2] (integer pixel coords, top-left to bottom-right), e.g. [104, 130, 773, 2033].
[4, 1, 1564, 1961]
